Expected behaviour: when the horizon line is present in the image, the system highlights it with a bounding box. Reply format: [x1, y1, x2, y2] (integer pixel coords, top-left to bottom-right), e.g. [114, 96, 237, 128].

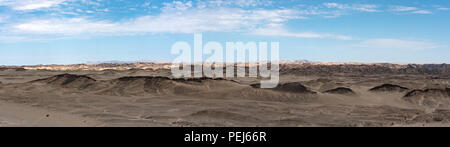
[2, 60, 450, 67]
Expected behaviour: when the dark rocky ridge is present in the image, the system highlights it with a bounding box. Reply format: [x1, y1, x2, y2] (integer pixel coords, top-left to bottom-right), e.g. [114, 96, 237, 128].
[10, 63, 450, 76]
[324, 87, 356, 95]
[404, 88, 450, 98]
[402, 88, 450, 107]
[281, 64, 450, 76]
[29, 74, 240, 96]
[30, 73, 97, 89]
[116, 76, 231, 84]
[251, 82, 316, 94]
[369, 84, 409, 92]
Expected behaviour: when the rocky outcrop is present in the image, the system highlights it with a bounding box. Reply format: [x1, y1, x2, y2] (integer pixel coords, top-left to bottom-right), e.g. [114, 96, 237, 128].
[281, 63, 450, 76]
[403, 88, 450, 107]
[369, 84, 409, 92]
[252, 82, 316, 94]
[30, 74, 96, 89]
[324, 87, 356, 95]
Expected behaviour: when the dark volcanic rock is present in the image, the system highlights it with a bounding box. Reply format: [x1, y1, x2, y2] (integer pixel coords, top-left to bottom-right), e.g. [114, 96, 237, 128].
[404, 88, 450, 98]
[115, 76, 174, 93]
[116, 76, 232, 84]
[369, 84, 409, 92]
[15, 68, 26, 71]
[275, 83, 310, 93]
[280, 63, 450, 76]
[251, 82, 316, 94]
[117, 76, 171, 82]
[99, 76, 238, 96]
[29, 75, 239, 96]
[31, 74, 97, 89]
[324, 87, 356, 95]
[250, 83, 261, 88]
[402, 88, 450, 107]
[173, 77, 228, 83]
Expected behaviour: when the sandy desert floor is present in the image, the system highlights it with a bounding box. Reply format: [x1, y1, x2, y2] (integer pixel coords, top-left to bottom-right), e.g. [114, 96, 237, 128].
[1, 67, 450, 127]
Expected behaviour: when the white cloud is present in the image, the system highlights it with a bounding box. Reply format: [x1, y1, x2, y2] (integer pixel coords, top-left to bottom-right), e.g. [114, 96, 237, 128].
[162, 1, 192, 11]
[1, 1, 441, 42]
[232, 0, 273, 7]
[2, 1, 330, 41]
[390, 6, 432, 14]
[437, 7, 450, 11]
[323, 3, 379, 12]
[201, 0, 272, 8]
[8, 4, 360, 41]
[412, 10, 432, 14]
[356, 39, 439, 50]
[249, 26, 353, 40]
[353, 4, 378, 12]
[323, 3, 346, 9]
[10, 7, 305, 36]
[142, 1, 151, 7]
[79, 0, 101, 7]
[0, 0, 66, 10]
[390, 6, 418, 12]
[14, 18, 116, 35]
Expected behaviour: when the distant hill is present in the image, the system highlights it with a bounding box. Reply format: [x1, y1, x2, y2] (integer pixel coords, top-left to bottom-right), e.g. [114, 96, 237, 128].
[4, 62, 450, 76]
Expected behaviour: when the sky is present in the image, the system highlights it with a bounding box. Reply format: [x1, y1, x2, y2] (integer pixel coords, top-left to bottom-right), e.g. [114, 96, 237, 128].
[0, 0, 449, 65]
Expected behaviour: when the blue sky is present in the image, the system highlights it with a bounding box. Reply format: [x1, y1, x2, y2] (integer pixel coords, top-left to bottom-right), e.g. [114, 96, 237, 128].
[0, 0, 449, 65]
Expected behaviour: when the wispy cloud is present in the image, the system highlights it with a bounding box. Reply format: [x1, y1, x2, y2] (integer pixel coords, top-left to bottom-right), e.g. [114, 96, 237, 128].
[319, 2, 380, 18]
[249, 26, 353, 40]
[390, 5, 432, 14]
[199, 0, 273, 8]
[323, 3, 379, 12]
[390, 6, 418, 12]
[162, 1, 193, 11]
[13, 18, 116, 35]
[356, 38, 439, 50]
[1, 0, 322, 41]
[0, 1, 443, 42]
[0, 0, 66, 10]
[432, 5, 449, 11]
[412, 10, 432, 14]
[9, 6, 304, 36]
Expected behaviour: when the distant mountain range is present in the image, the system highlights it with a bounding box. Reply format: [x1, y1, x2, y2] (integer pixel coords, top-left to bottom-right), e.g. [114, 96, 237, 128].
[1, 61, 448, 76]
